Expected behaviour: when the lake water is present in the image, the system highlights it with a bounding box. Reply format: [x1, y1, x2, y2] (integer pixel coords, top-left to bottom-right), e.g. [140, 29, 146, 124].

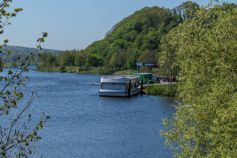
[3, 70, 176, 158]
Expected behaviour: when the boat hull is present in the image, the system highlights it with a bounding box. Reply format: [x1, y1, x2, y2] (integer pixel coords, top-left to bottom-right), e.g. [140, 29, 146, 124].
[99, 89, 139, 97]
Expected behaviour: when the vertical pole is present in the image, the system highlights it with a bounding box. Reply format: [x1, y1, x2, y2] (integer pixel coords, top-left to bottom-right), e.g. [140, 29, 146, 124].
[140, 79, 143, 95]
[137, 66, 140, 73]
[128, 81, 131, 97]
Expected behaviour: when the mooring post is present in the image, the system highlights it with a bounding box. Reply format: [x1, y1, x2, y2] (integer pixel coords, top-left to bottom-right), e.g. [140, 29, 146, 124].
[128, 81, 131, 97]
[140, 79, 143, 95]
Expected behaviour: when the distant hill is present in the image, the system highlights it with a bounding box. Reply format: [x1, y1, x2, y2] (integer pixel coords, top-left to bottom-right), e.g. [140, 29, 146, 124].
[0, 45, 63, 66]
[1, 45, 63, 55]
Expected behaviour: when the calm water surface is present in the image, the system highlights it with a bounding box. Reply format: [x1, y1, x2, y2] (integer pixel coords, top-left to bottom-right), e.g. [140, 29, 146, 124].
[12, 71, 175, 158]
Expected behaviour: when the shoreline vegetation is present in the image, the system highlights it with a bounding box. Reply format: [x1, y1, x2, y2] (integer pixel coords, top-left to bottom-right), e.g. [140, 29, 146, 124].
[37, 66, 106, 74]
[144, 84, 177, 97]
[37, 66, 159, 75]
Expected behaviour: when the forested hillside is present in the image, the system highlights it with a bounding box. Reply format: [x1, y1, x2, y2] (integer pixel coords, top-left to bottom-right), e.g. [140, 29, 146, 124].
[84, 6, 180, 68]
[38, 1, 199, 74]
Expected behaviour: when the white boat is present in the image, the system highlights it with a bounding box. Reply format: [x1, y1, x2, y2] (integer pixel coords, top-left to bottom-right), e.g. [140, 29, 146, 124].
[99, 75, 140, 97]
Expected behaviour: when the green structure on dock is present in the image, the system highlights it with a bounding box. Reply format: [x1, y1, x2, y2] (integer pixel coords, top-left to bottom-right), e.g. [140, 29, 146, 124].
[133, 73, 153, 84]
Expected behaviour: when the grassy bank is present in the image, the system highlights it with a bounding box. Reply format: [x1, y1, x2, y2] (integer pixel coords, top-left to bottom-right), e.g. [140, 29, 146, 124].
[38, 66, 141, 75]
[144, 84, 177, 97]
[38, 66, 160, 76]
[113, 70, 137, 75]
[38, 66, 114, 74]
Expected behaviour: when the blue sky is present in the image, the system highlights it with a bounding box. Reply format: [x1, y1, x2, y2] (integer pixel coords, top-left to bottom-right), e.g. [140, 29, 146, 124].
[2, 0, 237, 50]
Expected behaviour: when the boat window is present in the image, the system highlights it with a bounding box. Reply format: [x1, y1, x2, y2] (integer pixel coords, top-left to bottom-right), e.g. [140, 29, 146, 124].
[101, 83, 126, 90]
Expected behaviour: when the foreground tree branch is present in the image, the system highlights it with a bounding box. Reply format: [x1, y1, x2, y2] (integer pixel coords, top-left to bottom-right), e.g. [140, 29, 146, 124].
[0, 0, 49, 157]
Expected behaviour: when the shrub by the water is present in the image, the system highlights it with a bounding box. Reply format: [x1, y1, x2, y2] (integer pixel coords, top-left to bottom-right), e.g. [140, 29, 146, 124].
[145, 84, 177, 97]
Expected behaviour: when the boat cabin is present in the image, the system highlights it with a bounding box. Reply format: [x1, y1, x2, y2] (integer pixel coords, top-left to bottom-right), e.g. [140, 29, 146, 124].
[99, 75, 140, 97]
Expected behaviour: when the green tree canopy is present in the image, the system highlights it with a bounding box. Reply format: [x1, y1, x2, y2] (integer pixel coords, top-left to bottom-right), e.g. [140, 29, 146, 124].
[163, 3, 237, 157]
[74, 52, 87, 67]
[58, 51, 76, 66]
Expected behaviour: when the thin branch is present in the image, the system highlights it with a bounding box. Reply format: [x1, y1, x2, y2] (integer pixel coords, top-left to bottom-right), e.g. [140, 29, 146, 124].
[6, 92, 38, 145]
